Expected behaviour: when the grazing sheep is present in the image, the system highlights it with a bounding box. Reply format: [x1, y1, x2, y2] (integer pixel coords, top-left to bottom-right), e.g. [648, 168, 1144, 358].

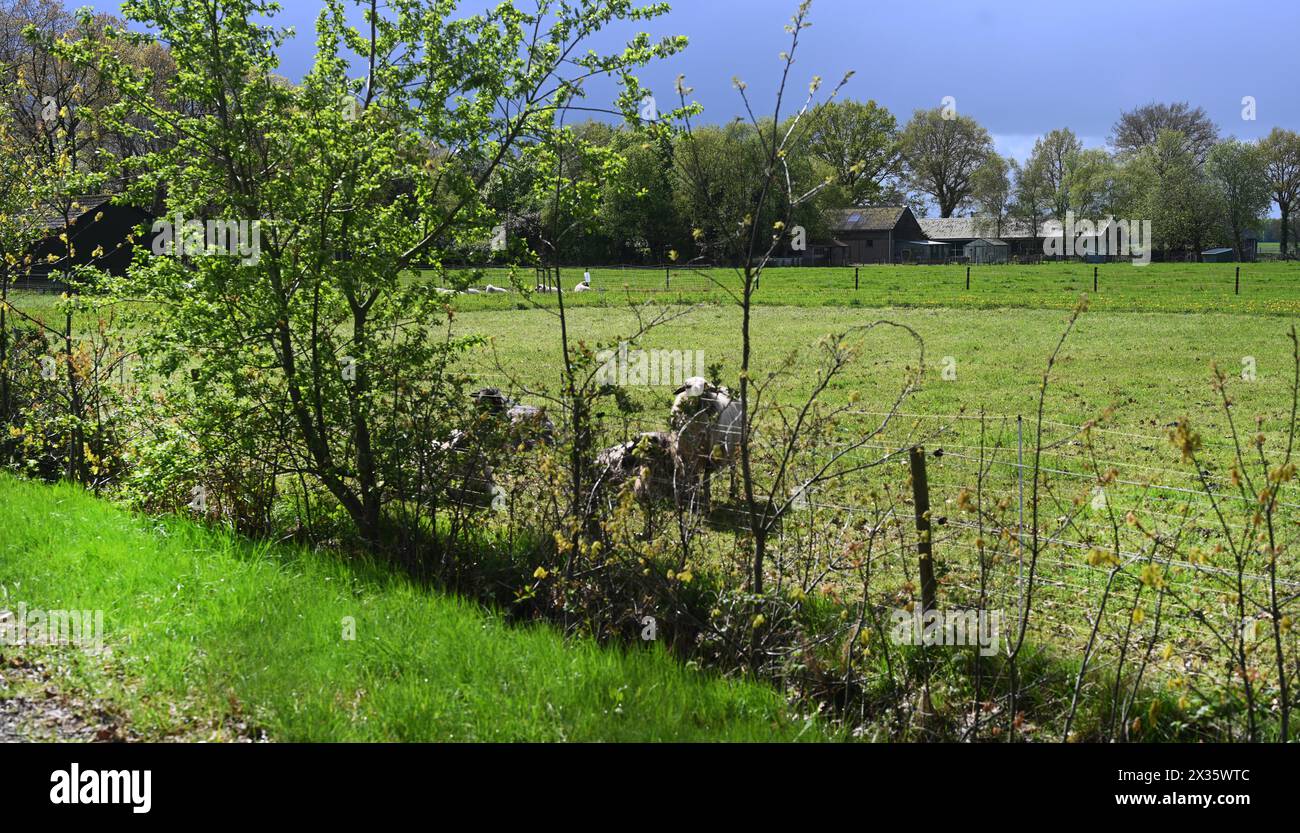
[670, 376, 744, 511]
[533, 283, 555, 293]
[464, 287, 482, 294]
[483, 284, 509, 294]
[573, 280, 591, 293]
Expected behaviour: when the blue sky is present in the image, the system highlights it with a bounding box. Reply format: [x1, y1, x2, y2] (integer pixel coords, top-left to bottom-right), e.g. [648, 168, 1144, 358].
[81, 0, 1299, 161]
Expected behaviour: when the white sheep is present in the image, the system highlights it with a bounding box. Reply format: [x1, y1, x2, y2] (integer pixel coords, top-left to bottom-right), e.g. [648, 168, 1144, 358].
[669, 376, 743, 512]
[483, 284, 509, 294]
[573, 278, 591, 293]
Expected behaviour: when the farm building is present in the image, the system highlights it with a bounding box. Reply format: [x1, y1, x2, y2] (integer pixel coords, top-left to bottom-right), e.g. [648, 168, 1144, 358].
[919, 216, 1045, 261]
[17, 195, 157, 290]
[826, 206, 937, 264]
[963, 238, 1009, 264]
[1201, 247, 1234, 263]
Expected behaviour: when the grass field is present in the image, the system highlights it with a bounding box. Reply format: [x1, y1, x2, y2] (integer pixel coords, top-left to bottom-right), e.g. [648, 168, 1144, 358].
[431, 262, 1300, 316]
[6, 262, 1298, 739]
[0, 475, 829, 741]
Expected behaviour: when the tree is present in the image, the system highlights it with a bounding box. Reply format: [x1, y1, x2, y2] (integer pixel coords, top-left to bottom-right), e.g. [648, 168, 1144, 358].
[899, 107, 992, 217]
[1261, 128, 1300, 257]
[1110, 101, 1219, 164]
[1125, 130, 1222, 259]
[1206, 139, 1270, 259]
[802, 98, 900, 206]
[1028, 128, 1082, 256]
[1011, 155, 1052, 255]
[71, 0, 682, 548]
[969, 152, 1011, 237]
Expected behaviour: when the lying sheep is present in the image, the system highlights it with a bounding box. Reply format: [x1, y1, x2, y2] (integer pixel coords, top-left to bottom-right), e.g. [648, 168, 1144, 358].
[593, 431, 677, 511]
[670, 376, 743, 511]
[431, 428, 497, 508]
[483, 284, 509, 294]
[470, 387, 555, 449]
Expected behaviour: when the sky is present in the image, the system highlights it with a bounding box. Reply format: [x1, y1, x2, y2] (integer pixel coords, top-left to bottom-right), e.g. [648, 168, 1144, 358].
[79, 0, 1300, 162]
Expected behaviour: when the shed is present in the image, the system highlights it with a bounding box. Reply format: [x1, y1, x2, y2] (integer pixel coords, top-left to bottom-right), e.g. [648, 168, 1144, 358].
[963, 238, 1009, 265]
[1201, 247, 1234, 263]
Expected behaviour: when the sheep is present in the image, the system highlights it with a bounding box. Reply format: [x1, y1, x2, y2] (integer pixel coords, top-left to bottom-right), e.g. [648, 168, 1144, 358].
[573, 279, 591, 293]
[470, 387, 554, 449]
[428, 388, 554, 510]
[483, 284, 509, 294]
[593, 431, 677, 511]
[669, 376, 744, 512]
[431, 428, 497, 509]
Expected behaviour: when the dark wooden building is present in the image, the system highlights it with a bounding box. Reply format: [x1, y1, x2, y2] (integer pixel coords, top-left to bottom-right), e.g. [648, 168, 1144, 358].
[18, 195, 155, 290]
[826, 206, 930, 264]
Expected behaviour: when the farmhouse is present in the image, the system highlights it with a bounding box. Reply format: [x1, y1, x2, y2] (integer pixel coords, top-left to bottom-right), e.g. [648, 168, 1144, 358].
[16, 195, 156, 290]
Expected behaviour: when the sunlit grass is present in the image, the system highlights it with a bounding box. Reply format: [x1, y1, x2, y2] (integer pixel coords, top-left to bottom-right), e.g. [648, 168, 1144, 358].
[0, 475, 831, 741]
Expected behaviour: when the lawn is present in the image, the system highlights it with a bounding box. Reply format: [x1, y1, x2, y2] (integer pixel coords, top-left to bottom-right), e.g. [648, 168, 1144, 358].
[0, 474, 830, 741]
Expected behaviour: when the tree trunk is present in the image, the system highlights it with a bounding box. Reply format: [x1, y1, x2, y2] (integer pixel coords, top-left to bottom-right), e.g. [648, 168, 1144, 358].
[1283, 204, 1292, 258]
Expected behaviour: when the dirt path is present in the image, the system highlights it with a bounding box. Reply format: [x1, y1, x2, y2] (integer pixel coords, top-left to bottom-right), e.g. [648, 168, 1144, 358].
[0, 656, 131, 743]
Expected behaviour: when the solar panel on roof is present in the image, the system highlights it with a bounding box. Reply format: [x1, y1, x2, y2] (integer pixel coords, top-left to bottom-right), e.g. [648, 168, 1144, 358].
[847, 212, 861, 223]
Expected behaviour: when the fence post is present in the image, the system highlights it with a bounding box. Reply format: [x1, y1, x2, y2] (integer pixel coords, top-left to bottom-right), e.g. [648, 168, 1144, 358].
[854, 266, 859, 291]
[1235, 265, 1240, 295]
[966, 265, 970, 291]
[1016, 415, 1025, 617]
[665, 266, 670, 291]
[909, 446, 937, 614]
[1093, 265, 1098, 293]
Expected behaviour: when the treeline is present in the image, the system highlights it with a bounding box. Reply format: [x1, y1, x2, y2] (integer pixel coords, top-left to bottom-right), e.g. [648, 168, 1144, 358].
[4, 1, 1299, 269]
[482, 100, 1300, 265]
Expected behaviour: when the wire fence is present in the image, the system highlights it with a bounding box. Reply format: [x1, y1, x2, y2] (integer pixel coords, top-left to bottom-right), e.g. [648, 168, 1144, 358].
[420, 262, 1300, 313]
[440, 377, 1298, 705]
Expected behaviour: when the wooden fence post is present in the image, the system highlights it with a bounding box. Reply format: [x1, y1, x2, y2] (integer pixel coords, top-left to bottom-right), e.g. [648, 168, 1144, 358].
[966, 265, 970, 291]
[1093, 265, 1098, 293]
[854, 266, 859, 291]
[665, 266, 670, 290]
[1235, 265, 1240, 295]
[909, 446, 937, 614]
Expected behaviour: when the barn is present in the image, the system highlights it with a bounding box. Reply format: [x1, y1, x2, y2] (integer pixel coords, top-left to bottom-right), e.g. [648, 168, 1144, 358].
[826, 206, 932, 264]
[17, 196, 156, 290]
